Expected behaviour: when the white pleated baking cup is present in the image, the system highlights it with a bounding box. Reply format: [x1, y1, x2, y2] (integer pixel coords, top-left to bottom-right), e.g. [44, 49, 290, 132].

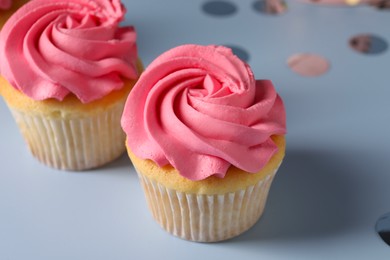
[137, 169, 277, 242]
[9, 103, 126, 171]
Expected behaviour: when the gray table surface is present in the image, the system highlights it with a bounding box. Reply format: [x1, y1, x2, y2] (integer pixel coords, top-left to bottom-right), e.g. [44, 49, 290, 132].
[1, 0, 390, 259]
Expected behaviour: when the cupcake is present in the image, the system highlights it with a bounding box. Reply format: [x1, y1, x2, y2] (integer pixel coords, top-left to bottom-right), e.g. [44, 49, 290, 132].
[0, 0, 29, 29]
[121, 44, 287, 242]
[0, 0, 141, 170]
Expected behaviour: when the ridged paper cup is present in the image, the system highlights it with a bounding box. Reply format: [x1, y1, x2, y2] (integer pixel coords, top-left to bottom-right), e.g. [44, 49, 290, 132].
[8, 102, 126, 170]
[127, 135, 285, 242]
[137, 168, 277, 242]
[0, 75, 140, 171]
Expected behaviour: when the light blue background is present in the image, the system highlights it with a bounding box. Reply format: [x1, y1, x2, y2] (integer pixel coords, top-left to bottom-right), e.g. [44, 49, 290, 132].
[1, 0, 390, 259]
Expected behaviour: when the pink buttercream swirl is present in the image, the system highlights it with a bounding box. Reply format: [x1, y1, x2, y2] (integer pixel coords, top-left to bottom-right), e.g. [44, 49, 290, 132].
[0, 0, 138, 103]
[0, 0, 11, 10]
[121, 45, 286, 181]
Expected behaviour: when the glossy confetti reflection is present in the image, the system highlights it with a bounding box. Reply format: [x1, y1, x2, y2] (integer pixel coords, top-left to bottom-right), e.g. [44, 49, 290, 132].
[376, 212, 390, 246]
[253, 0, 287, 15]
[287, 53, 330, 77]
[202, 1, 237, 16]
[303, 0, 352, 6]
[349, 34, 388, 55]
[368, 0, 390, 9]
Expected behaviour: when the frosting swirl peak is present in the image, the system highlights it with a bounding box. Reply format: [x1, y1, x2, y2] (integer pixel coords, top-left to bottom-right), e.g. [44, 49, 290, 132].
[122, 45, 286, 181]
[0, 0, 138, 103]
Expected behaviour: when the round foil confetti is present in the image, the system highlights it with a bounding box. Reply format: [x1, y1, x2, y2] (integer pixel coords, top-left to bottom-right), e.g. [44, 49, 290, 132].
[202, 1, 238, 16]
[349, 34, 388, 55]
[252, 0, 287, 15]
[287, 53, 330, 77]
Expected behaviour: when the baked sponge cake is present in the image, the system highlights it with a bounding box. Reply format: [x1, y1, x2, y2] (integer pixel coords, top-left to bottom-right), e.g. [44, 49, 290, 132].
[121, 44, 287, 242]
[0, 0, 29, 29]
[0, 0, 141, 170]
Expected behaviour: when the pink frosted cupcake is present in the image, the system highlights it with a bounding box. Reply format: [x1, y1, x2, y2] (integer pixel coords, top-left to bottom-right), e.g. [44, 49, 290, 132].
[0, 0, 141, 170]
[122, 44, 287, 242]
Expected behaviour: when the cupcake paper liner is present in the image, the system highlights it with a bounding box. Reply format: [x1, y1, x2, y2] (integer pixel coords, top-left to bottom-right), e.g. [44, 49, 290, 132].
[9, 102, 126, 170]
[137, 168, 278, 242]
